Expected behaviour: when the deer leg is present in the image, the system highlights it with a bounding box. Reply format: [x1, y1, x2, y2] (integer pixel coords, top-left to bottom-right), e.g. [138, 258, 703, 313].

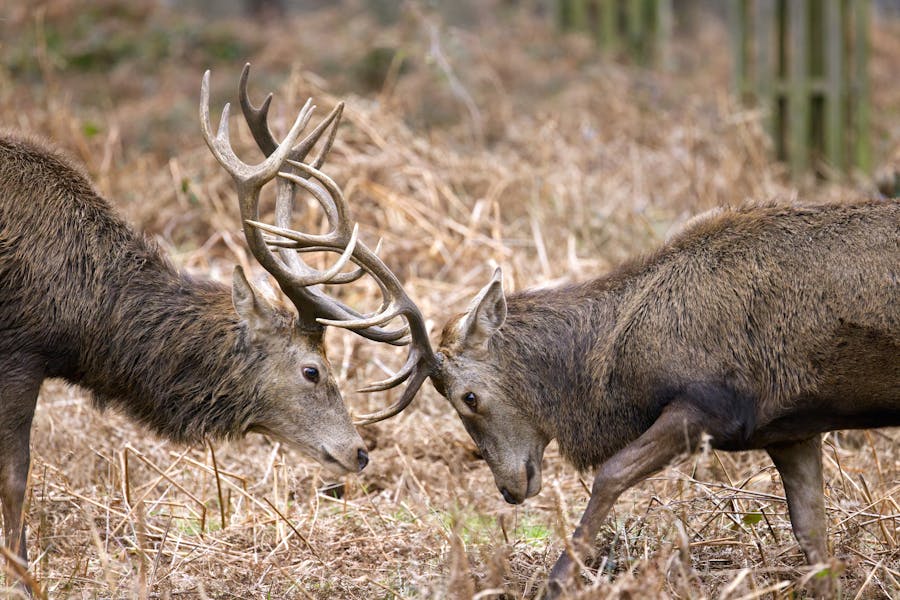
[546, 401, 704, 598]
[0, 362, 41, 586]
[766, 435, 827, 564]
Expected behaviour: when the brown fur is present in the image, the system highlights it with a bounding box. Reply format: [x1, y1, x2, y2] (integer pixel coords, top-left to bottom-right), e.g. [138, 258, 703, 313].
[436, 199, 899, 594]
[0, 132, 366, 580]
[2, 132, 282, 441]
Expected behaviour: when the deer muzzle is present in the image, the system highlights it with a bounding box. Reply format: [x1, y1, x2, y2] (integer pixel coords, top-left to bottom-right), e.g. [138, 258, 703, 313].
[319, 440, 370, 474]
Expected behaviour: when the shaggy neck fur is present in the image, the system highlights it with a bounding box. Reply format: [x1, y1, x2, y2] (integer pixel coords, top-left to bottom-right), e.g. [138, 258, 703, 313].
[77, 265, 270, 444]
[0, 133, 274, 444]
[489, 276, 653, 471]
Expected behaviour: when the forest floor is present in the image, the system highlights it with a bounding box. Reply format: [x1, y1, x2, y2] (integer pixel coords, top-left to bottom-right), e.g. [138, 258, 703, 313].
[1, 1, 898, 598]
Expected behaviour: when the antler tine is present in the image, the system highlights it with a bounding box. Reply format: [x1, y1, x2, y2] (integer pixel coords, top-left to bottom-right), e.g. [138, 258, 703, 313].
[247, 217, 407, 337]
[258, 243, 372, 284]
[238, 63, 277, 156]
[280, 223, 360, 287]
[246, 220, 341, 257]
[239, 64, 357, 277]
[319, 237, 386, 286]
[239, 63, 343, 167]
[272, 170, 339, 282]
[201, 68, 323, 285]
[203, 69, 367, 323]
[306, 102, 342, 169]
[357, 349, 419, 392]
[353, 367, 432, 426]
[329, 237, 382, 285]
[279, 167, 346, 234]
[264, 164, 401, 319]
[274, 162, 432, 340]
[262, 162, 356, 246]
[250, 165, 408, 331]
[268, 168, 396, 319]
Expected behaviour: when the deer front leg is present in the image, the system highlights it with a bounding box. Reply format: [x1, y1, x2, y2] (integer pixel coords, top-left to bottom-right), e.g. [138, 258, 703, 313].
[766, 435, 827, 565]
[0, 363, 41, 589]
[546, 402, 704, 598]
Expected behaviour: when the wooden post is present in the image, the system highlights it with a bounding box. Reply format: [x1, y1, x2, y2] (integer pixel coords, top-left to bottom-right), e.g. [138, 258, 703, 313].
[730, 0, 871, 176]
[627, 0, 643, 61]
[600, 0, 619, 53]
[557, 0, 573, 29]
[557, 0, 669, 67]
[788, 0, 809, 174]
[755, 0, 776, 137]
[730, 0, 748, 99]
[824, 0, 843, 170]
[656, 0, 673, 69]
[853, 0, 871, 172]
[570, 0, 589, 31]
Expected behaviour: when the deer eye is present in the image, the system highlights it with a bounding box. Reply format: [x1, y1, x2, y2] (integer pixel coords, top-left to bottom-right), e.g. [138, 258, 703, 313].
[462, 392, 477, 410]
[302, 366, 320, 383]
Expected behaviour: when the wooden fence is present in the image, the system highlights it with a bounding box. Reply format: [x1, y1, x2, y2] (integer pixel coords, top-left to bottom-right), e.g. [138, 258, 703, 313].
[557, 0, 673, 66]
[730, 0, 871, 175]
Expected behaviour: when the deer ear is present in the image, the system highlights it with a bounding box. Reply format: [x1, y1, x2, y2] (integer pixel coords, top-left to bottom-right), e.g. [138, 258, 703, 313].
[232, 265, 276, 331]
[460, 267, 507, 350]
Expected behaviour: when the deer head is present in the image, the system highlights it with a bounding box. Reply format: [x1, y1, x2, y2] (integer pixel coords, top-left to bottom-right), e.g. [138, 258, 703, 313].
[431, 269, 550, 503]
[200, 65, 407, 474]
[346, 259, 547, 502]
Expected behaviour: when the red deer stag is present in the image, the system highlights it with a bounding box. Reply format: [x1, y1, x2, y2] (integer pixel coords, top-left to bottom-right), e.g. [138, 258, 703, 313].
[347, 199, 899, 596]
[0, 65, 407, 586]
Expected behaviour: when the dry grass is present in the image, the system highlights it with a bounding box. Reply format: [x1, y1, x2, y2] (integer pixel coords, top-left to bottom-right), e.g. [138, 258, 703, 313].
[1, 1, 898, 598]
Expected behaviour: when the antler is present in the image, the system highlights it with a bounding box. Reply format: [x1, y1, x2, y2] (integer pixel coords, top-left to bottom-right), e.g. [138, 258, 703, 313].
[249, 160, 441, 425]
[200, 67, 407, 344]
[208, 64, 440, 423]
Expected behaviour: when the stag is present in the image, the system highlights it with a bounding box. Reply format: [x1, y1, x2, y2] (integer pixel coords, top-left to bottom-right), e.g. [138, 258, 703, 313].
[0, 65, 411, 586]
[347, 199, 899, 596]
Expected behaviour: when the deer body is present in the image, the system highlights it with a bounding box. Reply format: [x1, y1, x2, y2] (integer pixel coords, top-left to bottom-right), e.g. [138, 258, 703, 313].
[464, 201, 899, 466]
[433, 200, 899, 594]
[1, 134, 266, 441]
[0, 122, 373, 580]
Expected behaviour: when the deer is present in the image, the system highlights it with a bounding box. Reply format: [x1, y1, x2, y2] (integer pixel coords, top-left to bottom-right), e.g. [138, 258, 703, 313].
[332, 198, 899, 596]
[0, 64, 420, 588]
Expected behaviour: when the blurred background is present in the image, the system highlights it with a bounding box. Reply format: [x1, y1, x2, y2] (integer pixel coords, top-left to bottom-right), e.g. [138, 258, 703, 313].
[1, 1, 898, 598]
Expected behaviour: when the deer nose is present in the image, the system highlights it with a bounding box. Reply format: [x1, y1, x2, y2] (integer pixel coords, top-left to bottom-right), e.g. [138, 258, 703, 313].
[357, 448, 369, 472]
[500, 487, 518, 504]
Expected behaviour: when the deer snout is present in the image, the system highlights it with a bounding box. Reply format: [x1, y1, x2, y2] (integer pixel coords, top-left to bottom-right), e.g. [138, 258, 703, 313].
[320, 438, 370, 474]
[496, 457, 542, 505]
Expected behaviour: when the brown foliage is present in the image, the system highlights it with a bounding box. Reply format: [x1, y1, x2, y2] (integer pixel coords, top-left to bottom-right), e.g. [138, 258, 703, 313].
[0, 1, 897, 598]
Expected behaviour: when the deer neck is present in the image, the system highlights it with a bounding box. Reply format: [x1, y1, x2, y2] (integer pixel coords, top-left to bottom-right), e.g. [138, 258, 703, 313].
[75, 256, 266, 444]
[498, 278, 645, 470]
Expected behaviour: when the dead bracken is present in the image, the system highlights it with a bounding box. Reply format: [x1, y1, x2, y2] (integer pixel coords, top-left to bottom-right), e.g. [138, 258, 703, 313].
[0, 1, 898, 598]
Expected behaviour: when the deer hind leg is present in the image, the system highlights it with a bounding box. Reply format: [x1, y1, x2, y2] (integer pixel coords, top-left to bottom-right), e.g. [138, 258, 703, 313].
[0, 361, 41, 586]
[546, 401, 705, 598]
[766, 435, 828, 565]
